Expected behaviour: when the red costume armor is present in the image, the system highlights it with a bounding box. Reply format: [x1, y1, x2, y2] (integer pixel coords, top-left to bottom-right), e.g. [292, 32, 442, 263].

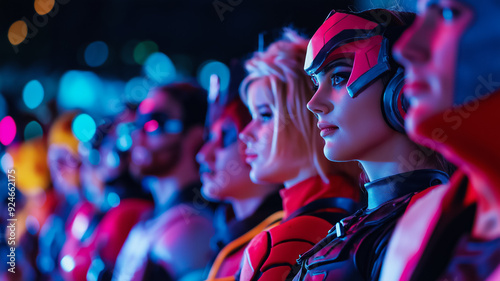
[59, 199, 152, 281]
[237, 174, 360, 281]
[290, 170, 448, 281]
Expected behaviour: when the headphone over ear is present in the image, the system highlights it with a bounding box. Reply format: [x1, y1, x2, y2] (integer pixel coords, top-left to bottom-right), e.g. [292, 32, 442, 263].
[382, 68, 409, 134]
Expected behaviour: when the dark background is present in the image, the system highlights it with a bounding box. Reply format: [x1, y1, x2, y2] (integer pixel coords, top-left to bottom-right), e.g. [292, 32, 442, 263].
[1, 0, 359, 78]
[0, 0, 416, 136]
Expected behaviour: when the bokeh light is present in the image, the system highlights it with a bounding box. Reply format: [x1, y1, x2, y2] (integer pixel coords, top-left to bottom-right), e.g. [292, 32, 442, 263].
[23, 80, 45, 109]
[143, 52, 176, 83]
[60, 255, 75, 272]
[1, 152, 14, 174]
[107, 192, 120, 208]
[58, 70, 100, 110]
[24, 121, 44, 141]
[84, 41, 109, 67]
[144, 120, 159, 133]
[133, 41, 159, 65]
[198, 61, 230, 92]
[116, 135, 132, 152]
[71, 214, 89, 240]
[34, 0, 55, 15]
[8, 20, 28, 45]
[0, 116, 17, 146]
[105, 151, 120, 168]
[72, 114, 97, 142]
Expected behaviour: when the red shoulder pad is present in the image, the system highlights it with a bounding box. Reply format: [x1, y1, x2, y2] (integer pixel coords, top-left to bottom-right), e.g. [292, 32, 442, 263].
[268, 216, 332, 247]
[240, 216, 334, 281]
[241, 231, 271, 280]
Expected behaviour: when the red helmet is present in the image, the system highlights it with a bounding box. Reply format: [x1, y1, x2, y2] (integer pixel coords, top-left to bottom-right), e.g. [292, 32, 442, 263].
[305, 10, 408, 98]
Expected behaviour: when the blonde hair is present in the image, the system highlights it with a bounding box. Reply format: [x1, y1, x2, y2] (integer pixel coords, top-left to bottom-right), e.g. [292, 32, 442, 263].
[240, 28, 331, 182]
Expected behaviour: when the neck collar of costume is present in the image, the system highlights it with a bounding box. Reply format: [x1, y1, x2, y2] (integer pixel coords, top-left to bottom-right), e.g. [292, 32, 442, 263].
[364, 169, 449, 209]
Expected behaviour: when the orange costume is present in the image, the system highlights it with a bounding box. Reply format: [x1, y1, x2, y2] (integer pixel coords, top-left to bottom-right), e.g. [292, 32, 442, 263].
[206, 194, 283, 281]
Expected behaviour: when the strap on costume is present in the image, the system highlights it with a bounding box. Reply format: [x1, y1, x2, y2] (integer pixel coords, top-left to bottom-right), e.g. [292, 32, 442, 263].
[284, 197, 361, 223]
[285, 197, 361, 279]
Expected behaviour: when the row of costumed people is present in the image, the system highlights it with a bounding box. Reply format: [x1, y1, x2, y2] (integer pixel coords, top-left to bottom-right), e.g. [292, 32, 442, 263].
[201, 1, 500, 280]
[5, 1, 499, 280]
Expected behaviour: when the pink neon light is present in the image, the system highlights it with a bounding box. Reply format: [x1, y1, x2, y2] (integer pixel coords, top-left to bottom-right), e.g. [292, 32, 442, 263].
[138, 98, 155, 114]
[0, 116, 17, 146]
[144, 120, 159, 133]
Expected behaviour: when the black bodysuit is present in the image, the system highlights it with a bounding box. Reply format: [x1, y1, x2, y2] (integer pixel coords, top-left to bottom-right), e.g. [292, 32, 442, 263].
[290, 169, 449, 281]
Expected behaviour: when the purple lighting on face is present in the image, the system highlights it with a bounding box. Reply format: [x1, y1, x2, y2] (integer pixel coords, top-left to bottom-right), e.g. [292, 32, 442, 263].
[0, 116, 17, 146]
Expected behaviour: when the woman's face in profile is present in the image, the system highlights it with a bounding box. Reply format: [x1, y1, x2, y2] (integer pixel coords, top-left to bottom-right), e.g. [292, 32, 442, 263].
[197, 113, 255, 201]
[239, 78, 307, 184]
[393, 0, 473, 134]
[307, 58, 398, 162]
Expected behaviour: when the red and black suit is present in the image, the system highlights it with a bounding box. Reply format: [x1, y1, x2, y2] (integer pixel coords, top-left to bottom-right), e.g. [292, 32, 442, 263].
[236, 174, 361, 281]
[290, 169, 449, 281]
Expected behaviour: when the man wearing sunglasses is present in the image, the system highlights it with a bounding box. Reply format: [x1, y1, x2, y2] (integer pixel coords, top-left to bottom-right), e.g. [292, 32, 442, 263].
[113, 83, 215, 281]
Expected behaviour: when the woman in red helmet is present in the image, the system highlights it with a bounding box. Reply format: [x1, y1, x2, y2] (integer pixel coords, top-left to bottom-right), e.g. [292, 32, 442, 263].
[290, 9, 451, 281]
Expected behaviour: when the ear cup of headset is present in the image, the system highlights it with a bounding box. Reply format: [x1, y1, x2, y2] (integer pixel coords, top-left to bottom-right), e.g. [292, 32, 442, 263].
[382, 68, 408, 133]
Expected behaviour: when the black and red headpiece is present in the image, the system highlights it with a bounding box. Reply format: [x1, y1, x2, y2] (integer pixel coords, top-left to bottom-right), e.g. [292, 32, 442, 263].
[306, 10, 414, 132]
